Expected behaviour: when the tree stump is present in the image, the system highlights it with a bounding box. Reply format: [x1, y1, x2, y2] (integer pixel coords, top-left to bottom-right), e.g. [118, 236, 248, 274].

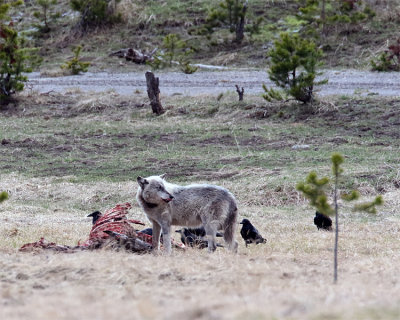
[145, 71, 164, 115]
[235, 85, 244, 101]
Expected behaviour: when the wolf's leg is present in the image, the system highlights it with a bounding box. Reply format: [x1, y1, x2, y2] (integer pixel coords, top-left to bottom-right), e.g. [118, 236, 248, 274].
[204, 223, 217, 252]
[160, 221, 172, 254]
[151, 219, 161, 252]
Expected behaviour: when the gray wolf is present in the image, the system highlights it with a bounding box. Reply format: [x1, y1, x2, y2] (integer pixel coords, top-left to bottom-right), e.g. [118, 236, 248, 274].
[136, 174, 238, 254]
[239, 218, 266, 247]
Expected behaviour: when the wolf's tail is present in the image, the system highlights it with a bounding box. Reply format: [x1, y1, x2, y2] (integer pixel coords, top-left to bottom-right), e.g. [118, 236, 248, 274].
[223, 200, 238, 252]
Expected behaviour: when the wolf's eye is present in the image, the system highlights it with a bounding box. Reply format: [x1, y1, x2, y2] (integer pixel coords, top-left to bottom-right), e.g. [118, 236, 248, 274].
[158, 186, 163, 191]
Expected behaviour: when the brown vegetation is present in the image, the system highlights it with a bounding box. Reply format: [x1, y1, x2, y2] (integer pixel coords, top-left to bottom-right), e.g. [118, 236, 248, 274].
[0, 91, 399, 319]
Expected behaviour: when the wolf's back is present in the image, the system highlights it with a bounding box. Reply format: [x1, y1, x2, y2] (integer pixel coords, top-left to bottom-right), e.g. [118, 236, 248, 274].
[169, 184, 238, 240]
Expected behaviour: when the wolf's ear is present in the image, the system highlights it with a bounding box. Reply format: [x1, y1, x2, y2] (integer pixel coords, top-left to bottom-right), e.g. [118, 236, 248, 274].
[160, 173, 167, 180]
[137, 176, 148, 188]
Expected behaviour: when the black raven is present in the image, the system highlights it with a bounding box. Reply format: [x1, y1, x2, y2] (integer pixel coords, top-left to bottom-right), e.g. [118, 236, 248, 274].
[175, 228, 224, 249]
[179, 227, 223, 238]
[138, 228, 153, 236]
[314, 211, 333, 231]
[87, 211, 102, 225]
[136, 227, 166, 242]
[175, 228, 208, 249]
[239, 218, 266, 247]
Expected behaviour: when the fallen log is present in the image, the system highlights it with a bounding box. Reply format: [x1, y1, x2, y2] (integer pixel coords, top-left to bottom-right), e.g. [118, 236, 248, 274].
[109, 48, 155, 64]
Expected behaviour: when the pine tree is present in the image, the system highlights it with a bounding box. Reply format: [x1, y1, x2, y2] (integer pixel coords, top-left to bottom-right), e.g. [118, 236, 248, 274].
[148, 34, 198, 74]
[371, 38, 400, 72]
[264, 32, 326, 104]
[204, 0, 248, 44]
[70, 0, 121, 31]
[297, 153, 383, 283]
[0, 0, 41, 105]
[33, 0, 60, 33]
[296, 0, 375, 41]
[61, 45, 90, 75]
[162, 34, 183, 67]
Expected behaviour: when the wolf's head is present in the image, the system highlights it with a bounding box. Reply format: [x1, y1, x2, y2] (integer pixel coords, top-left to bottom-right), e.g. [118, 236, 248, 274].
[137, 175, 174, 206]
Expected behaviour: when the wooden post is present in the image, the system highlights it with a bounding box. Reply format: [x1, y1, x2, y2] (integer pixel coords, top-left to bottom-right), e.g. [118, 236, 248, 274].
[235, 85, 244, 101]
[145, 71, 164, 115]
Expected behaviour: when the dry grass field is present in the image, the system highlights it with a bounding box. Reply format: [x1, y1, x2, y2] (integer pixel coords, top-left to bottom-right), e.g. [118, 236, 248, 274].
[1, 91, 400, 319]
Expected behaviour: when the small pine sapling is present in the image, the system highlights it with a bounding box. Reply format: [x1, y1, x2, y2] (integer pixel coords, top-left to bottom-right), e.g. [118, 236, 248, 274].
[33, 0, 60, 33]
[353, 196, 383, 214]
[265, 32, 327, 104]
[329, 0, 375, 29]
[296, 0, 375, 42]
[147, 55, 162, 70]
[245, 16, 263, 39]
[371, 38, 400, 72]
[297, 153, 383, 283]
[0, 191, 8, 203]
[0, 0, 41, 105]
[178, 47, 198, 74]
[262, 84, 285, 102]
[148, 34, 198, 74]
[179, 59, 198, 74]
[70, 0, 121, 31]
[61, 45, 90, 75]
[296, 0, 325, 39]
[162, 34, 184, 67]
[203, 0, 253, 44]
[371, 52, 395, 72]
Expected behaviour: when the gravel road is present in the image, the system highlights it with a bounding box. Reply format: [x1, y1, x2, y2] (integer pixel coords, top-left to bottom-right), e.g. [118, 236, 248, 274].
[27, 69, 400, 97]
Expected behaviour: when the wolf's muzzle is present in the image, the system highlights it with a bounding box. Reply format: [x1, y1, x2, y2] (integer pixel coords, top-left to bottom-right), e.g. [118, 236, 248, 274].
[162, 195, 174, 203]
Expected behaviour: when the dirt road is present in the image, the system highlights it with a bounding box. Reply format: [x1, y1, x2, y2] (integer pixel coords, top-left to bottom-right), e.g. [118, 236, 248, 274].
[27, 69, 400, 96]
